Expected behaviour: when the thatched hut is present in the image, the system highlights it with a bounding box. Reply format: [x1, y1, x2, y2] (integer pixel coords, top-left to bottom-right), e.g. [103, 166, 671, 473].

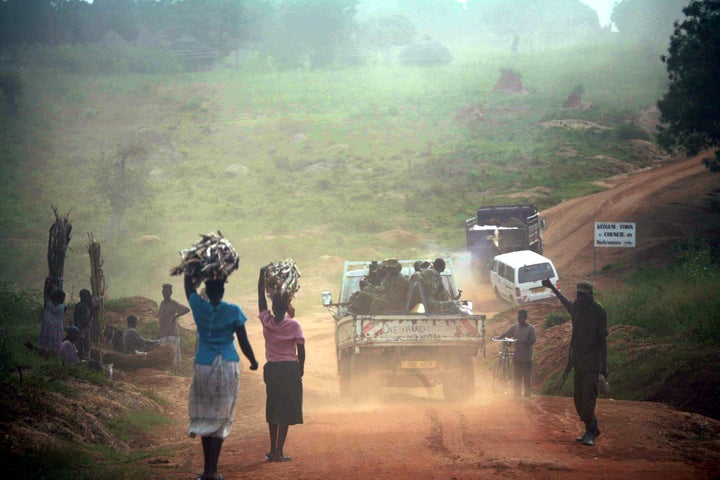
[168, 33, 216, 71]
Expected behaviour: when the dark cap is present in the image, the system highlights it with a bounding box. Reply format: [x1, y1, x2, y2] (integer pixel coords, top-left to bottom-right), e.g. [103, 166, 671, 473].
[576, 281, 593, 294]
[66, 325, 80, 335]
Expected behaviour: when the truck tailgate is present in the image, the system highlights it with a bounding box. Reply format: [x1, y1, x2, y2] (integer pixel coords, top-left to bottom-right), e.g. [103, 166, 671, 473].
[336, 314, 485, 349]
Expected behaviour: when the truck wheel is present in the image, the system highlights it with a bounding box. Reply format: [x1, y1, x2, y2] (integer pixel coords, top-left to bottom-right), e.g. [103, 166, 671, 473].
[338, 354, 352, 398]
[443, 361, 474, 401]
[349, 355, 376, 402]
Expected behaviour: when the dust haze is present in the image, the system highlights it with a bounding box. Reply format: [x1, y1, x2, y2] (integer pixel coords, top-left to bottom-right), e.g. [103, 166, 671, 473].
[0, 0, 690, 302]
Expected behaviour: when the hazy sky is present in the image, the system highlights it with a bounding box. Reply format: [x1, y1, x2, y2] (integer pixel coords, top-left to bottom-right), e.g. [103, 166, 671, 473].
[579, 0, 618, 28]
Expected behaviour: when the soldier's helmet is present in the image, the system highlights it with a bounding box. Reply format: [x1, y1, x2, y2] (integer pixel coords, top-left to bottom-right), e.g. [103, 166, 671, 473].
[380, 258, 402, 271]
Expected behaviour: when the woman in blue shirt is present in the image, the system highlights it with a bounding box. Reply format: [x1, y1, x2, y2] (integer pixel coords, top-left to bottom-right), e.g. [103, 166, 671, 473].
[185, 273, 258, 480]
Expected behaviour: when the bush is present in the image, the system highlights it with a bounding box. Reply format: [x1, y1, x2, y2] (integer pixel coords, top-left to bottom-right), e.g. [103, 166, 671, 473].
[543, 311, 570, 328]
[612, 122, 650, 141]
[19, 44, 182, 74]
[604, 240, 720, 343]
[0, 281, 42, 380]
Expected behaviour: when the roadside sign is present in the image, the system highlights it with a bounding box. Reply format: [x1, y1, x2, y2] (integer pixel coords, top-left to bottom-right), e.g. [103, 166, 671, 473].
[594, 222, 636, 248]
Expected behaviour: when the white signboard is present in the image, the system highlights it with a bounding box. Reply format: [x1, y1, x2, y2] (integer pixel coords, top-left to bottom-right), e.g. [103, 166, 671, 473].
[594, 222, 636, 248]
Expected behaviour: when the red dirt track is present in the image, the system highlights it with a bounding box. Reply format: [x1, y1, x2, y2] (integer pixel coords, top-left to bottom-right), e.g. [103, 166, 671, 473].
[132, 154, 720, 480]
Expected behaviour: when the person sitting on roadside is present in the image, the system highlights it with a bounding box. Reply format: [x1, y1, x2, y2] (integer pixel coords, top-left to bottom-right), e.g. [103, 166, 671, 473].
[123, 315, 160, 354]
[59, 326, 82, 364]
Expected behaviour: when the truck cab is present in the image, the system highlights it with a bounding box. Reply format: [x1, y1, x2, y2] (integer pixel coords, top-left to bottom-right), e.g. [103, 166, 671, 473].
[465, 204, 545, 280]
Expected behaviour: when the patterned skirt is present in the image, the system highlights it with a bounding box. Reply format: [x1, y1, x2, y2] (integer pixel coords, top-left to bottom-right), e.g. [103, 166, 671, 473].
[38, 316, 64, 351]
[188, 354, 240, 439]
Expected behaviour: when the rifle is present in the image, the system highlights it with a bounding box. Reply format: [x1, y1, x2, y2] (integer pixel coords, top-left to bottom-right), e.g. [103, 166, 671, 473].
[556, 364, 572, 394]
[557, 343, 574, 394]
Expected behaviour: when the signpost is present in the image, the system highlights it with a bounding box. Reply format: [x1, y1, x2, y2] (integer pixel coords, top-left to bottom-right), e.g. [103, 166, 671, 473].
[594, 222, 636, 275]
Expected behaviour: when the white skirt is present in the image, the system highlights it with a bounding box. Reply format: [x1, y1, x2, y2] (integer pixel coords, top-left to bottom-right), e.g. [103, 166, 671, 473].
[188, 354, 240, 439]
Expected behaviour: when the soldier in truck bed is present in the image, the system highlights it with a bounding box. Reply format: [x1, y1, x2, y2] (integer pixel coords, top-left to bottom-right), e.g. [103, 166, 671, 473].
[359, 261, 384, 289]
[410, 258, 459, 313]
[349, 259, 409, 315]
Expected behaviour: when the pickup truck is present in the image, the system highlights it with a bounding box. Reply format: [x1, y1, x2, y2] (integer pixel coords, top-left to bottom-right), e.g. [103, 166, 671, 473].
[322, 258, 486, 401]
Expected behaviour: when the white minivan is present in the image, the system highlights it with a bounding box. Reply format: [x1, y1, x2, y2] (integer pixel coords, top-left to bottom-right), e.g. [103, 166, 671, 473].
[490, 250, 560, 306]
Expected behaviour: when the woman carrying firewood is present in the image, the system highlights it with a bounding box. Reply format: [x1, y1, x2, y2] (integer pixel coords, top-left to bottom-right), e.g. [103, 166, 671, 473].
[172, 231, 259, 480]
[183, 272, 259, 480]
[38, 277, 66, 352]
[258, 260, 305, 463]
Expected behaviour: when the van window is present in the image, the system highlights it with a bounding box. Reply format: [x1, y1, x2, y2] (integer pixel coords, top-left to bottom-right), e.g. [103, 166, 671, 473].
[518, 262, 554, 283]
[503, 266, 515, 282]
[492, 260, 499, 272]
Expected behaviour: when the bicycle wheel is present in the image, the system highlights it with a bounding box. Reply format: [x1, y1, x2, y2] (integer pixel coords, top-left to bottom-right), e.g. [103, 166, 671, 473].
[492, 357, 503, 390]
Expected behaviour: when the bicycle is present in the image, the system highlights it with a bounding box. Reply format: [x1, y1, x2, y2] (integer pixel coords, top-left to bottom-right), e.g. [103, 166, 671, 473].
[491, 337, 515, 393]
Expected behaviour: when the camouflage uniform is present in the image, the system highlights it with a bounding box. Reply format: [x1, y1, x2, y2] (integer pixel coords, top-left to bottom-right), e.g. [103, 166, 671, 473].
[412, 266, 457, 313]
[349, 259, 409, 315]
[368, 271, 409, 314]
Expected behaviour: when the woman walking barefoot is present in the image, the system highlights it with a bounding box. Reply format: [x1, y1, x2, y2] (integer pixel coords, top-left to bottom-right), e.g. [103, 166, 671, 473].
[185, 273, 258, 480]
[258, 265, 305, 462]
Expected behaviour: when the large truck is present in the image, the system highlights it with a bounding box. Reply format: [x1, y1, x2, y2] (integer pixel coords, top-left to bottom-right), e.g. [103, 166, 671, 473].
[322, 258, 486, 401]
[465, 204, 545, 279]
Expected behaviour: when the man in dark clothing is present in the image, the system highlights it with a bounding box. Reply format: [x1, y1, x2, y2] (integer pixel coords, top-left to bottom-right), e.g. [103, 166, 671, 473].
[542, 279, 608, 446]
[74, 289, 98, 360]
[498, 309, 536, 397]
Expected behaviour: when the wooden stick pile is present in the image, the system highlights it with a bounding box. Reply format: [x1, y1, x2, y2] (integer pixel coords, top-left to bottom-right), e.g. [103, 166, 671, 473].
[47, 206, 72, 291]
[171, 231, 239, 286]
[264, 259, 301, 300]
[87, 233, 105, 347]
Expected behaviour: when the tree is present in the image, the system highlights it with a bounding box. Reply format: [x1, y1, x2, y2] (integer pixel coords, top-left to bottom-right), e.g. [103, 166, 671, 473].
[264, 0, 358, 69]
[95, 141, 151, 239]
[0, 73, 22, 116]
[478, 0, 600, 39]
[611, 0, 687, 44]
[656, 0, 720, 172]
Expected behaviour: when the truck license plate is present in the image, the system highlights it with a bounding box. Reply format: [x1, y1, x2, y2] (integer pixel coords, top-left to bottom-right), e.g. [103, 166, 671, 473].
[531, 287, 547, 293]
[401, 360, 437, 369]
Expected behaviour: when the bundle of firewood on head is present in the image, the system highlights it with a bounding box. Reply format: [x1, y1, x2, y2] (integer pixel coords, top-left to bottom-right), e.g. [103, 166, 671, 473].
[46, 206, 72, 293]
[170, 231, 239, 287]
[263, 258, 301, 318]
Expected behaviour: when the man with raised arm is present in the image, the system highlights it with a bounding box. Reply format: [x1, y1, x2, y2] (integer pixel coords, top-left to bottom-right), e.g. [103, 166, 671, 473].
[542, 279, 608, 446]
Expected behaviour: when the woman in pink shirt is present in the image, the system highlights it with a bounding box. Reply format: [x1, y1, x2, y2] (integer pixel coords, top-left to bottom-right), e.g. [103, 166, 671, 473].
[258, 266, 305, 462]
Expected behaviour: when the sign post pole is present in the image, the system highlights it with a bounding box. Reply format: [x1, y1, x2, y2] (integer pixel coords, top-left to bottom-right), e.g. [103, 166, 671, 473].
[594, 247, 597, 277]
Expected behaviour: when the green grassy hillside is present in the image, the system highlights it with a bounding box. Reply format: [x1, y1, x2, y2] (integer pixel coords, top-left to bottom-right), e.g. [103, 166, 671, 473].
[0, 38, 668, 305]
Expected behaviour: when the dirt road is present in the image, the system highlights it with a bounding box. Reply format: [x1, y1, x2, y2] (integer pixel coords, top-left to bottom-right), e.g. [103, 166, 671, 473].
[132, 154, 720, 480]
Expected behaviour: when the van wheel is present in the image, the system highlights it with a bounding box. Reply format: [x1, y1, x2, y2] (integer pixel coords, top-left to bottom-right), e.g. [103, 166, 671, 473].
[493, 287, 503, 302]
